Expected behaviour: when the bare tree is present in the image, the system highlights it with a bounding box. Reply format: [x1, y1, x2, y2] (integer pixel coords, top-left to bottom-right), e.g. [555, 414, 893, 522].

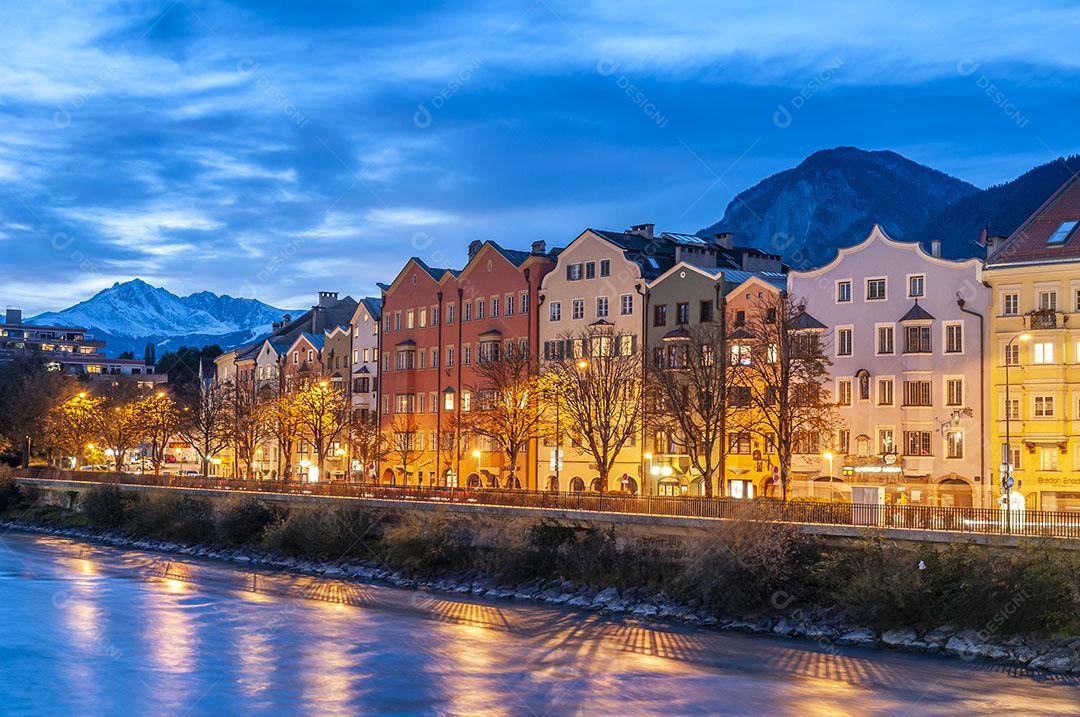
[294, 378, 350, 480]
[388, 413, 421, 486]
[226, 374, 273, 479]
[461, 343, 550, 488]
[733, 293, 835, 500]
[44, 390, 103, 469]
[268, 389, 303, 481]
[645, 322, 739, 497]
[94, 380, 149, 471]
[177, 376, 230, 477]
[545, 327, 642, 494]
[139, 390, 180, 476]
[346, 410, 388, 483]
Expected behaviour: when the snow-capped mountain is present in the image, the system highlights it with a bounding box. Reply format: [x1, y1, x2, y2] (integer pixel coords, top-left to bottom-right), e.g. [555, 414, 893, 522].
[30, 279, 296, 357]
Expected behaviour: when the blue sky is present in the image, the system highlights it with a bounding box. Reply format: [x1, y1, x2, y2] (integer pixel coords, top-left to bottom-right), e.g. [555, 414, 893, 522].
[3, 0, 1079, 313]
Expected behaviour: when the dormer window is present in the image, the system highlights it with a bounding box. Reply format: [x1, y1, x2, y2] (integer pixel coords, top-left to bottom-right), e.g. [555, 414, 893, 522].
[1047, 220, 1078, 246]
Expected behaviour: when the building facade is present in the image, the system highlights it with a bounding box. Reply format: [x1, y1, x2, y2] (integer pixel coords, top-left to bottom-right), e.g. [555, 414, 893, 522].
[379, 241, 556, 489]
[789, 225, 990, 506]
[984, 174, 1080, 512]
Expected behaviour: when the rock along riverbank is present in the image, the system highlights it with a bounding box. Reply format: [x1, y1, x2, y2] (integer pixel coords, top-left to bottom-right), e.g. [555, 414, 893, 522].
[6, 519, 1080, 675]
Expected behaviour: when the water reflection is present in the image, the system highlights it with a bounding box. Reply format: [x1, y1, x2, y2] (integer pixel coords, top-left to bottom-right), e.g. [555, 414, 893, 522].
[2, 534, 1078, 715]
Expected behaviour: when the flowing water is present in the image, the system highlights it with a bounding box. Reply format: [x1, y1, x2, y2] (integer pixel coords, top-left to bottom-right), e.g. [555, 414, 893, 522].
[0, 532, 1076, 715]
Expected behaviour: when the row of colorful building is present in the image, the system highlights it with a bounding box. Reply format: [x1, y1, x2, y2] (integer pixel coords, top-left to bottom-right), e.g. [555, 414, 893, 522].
[213, 174, 1080, 511]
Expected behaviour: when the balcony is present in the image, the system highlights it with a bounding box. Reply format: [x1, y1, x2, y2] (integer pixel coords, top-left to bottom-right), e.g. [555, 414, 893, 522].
[1028, 309, 1060, 329]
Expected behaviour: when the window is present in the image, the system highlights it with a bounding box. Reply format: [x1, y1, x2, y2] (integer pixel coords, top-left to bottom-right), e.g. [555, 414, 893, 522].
[908, 275, 925, 298]
[393, 311, 402, 331]
[904, 431, 932, 456]
[699, 300, 713, 322]
[477, 299, 486, 320]
[654, 304, 667, 327]
[505, 294, 514, 316]
[878, 378, 894, 406]
[836, 280, 852, 303]
[837, 328, 852, 356]
[600, 259, 611, 277]
[728, 432, 752, 454]
[877, 325, 894, 355]
[838, 429, 850, 455]
[596, 297, 609, 318]
[1040, 446, 1059, 471]
[946, 378, 963, 406]
[837, 379, 852, 406]
[904, 326, 931, 353]
[1003, 343, 1019, 366]
[676, 302, 690, 325]
[432, 306, 440, 325]
[461, 390, 472, 412]
[491, 296, 500, 317]
[730, 344, 751, 366]
[478, 340, 500, 363]
[945, 323, 963, 354]
[395, 349, 415, 370]
[446, 303, 455, 324]
[1047, 220, 1078, 246]
[1004, 397, 1019, 420]
[446, 345, 454, 367]
[550, 302, 561, 321]
[567, 263, 583, 280]
[1033, 341, 1054, 364]
[878, 428, 895, 455]
[1034, 395, 1055, 417]
[464, 302, 472, 321]
[572, 299, 584, 320]
[1001, 443, 1021, 471]
[585, 262, 596, 279]
[866, 278, 886, 301]
[1002, 292, 1019, 316]
[521, 293, 529, 314]
[431, 348, 438, 367]
[620, 294, 633, 315]
[903, 380, 932, 406]
[1038, 290, 1057, 311]
[793, 431, 821, 455]
[462, 345, 471, 365]
[947, 430, 964, 459]
[394, 394, 416, 413]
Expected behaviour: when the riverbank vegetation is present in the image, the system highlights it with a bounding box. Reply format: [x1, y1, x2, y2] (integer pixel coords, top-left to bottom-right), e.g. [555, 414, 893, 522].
[2, 476, 1078, 638]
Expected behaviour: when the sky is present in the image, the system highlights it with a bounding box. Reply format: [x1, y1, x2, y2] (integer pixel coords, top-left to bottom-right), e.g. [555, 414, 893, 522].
[3, 0, 1080, 314]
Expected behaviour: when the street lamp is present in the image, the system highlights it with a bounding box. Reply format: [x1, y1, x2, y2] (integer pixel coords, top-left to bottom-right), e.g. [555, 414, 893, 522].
[1002, 332, 1030, 531]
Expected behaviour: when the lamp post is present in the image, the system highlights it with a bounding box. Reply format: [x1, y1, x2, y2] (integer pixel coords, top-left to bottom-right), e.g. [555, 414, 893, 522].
[1003, 332, 1030, 532]
[822, 451, 834, 499]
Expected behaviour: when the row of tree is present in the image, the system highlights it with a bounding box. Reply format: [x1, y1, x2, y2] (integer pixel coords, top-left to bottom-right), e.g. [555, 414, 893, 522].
[388, 292, 833, 499]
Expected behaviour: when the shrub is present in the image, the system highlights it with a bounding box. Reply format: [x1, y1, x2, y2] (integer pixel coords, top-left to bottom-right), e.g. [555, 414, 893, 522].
[376, 511, 475, 575]
[217, 499, 278, 545]
[125, 493, 214, 543]
[0, 477, 25, 514]
[262, 507, 382, 558]
[680, 520, 805, 614]
[81, 485, 127, 528]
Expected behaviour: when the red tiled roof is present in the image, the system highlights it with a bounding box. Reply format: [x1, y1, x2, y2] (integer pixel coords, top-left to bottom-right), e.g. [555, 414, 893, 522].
[988, 173, 1080, 266]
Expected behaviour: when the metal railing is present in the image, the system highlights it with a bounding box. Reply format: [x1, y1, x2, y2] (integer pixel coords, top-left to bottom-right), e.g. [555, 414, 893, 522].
[16, 467, 1080, 539]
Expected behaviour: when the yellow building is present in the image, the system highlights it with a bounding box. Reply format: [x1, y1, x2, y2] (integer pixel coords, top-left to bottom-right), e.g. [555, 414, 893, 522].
[984, 175, 1080, 511]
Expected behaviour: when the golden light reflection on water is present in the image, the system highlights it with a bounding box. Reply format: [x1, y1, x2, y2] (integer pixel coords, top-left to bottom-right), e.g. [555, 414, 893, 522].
[300, 608, 357, 711]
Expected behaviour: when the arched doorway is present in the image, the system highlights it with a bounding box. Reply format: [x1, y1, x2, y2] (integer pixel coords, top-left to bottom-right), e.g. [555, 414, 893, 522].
[485, 472, 498, 488]
[658, 476, 682, 497]
[937, 477, 973, 507]
[812, 476, 846, 501]
[381, 468, 396, 485]
[589, 477, 603, 492]
[569, 476, 585, 492]
[621, 475, 638, 495]
[466, 473, 482, 488]
[503, 475, 521, 489]
[546, 475, 559, 492]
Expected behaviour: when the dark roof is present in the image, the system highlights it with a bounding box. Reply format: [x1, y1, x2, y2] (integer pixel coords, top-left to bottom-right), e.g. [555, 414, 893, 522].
[234, 295, 359, 358]
[899, 301, 935, 322]
[727, 328, 754, 340]
[988, 174, 1080, 266]
[792, 310, 827, 330]
[396, 339, 416, 347]
[589, 319, 614, 328]
[300, 332, 324, 349]
[478, 328, 503, 338]
[360, 296, 382, 321]
[587, 228, 786, 281]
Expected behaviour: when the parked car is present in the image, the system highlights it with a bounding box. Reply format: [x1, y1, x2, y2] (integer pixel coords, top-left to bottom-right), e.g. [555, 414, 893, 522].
[78, 464, 108, 471]
[175, 470, 202, 477]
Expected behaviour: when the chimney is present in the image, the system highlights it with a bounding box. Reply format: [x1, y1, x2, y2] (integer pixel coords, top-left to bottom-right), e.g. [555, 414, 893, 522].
[714, 232, 734, 250]
[4, 308, 21, 325]
[531, 239, 547, 255]
[629, 223, 654, 241]
[318, 291, 338, 308]
[930, 240, 941, 258]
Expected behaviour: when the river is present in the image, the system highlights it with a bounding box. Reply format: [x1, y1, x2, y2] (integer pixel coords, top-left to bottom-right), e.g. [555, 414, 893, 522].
[0, 532, 1076, 715]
